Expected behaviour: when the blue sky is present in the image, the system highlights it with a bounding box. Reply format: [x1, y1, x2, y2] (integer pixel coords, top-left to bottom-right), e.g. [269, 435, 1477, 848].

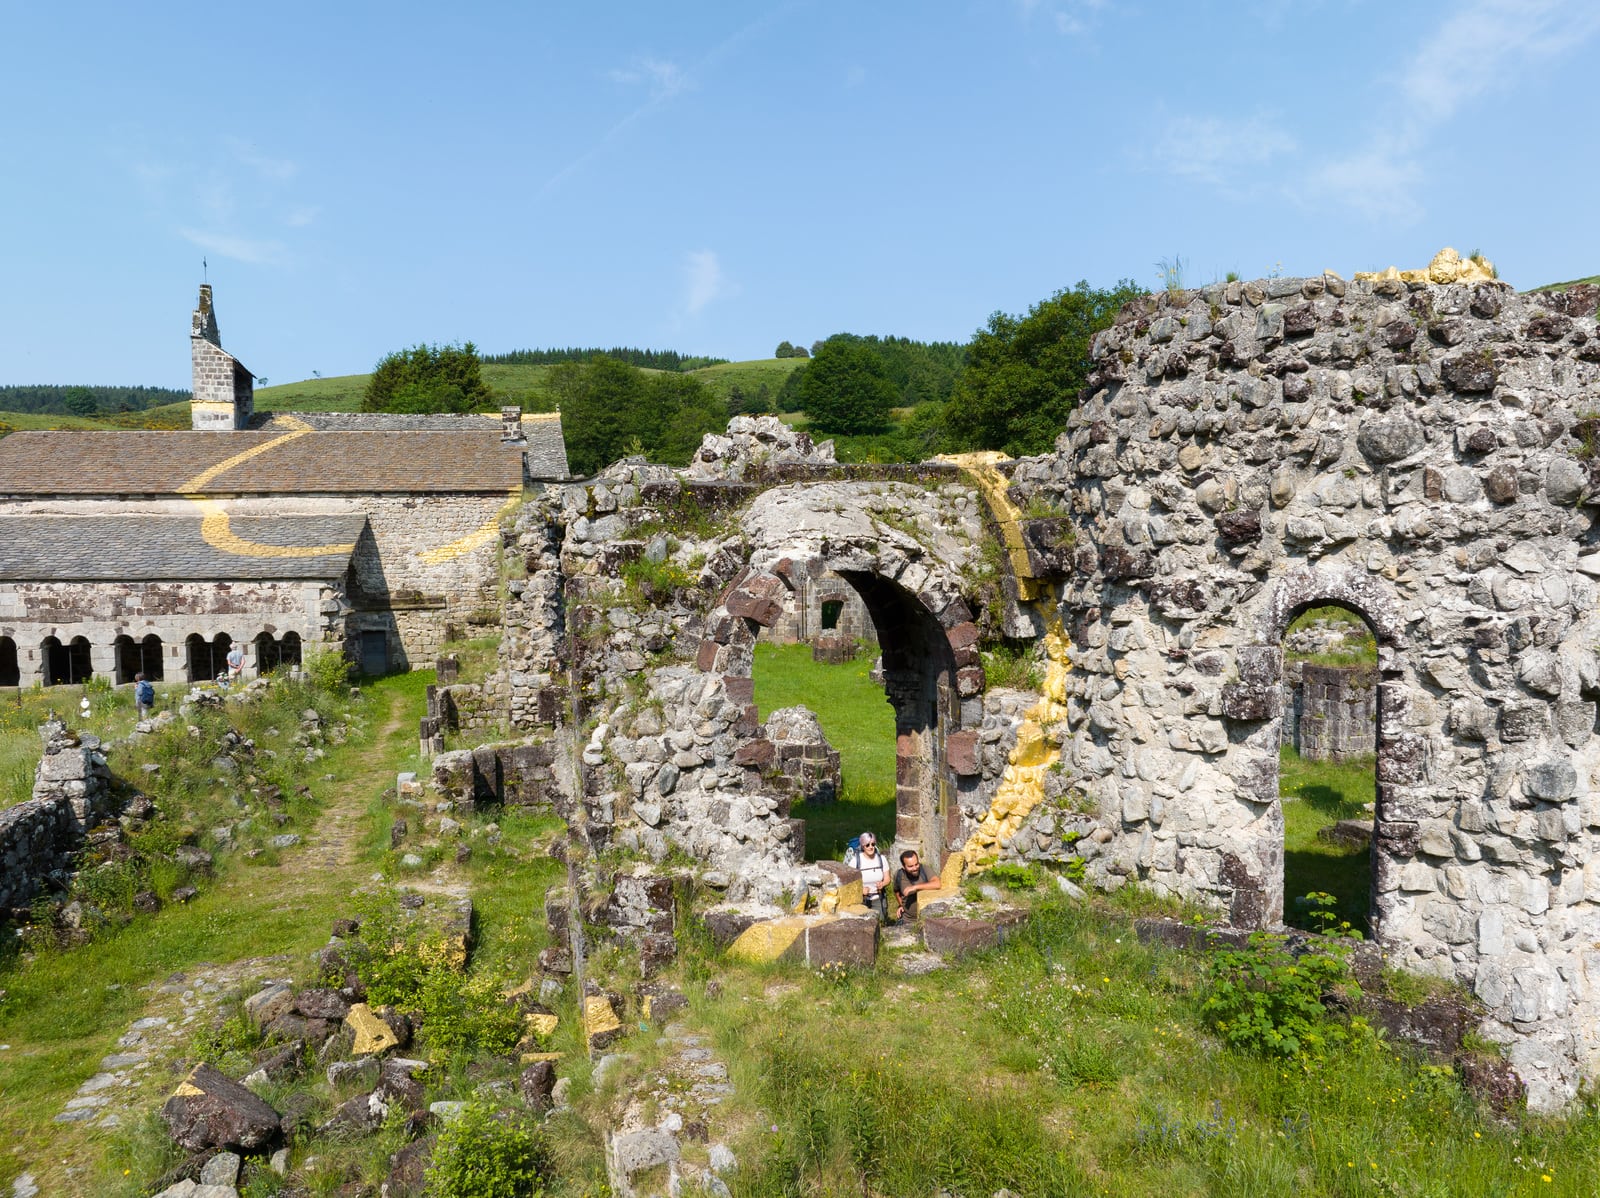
[2, 0, 1596, 388]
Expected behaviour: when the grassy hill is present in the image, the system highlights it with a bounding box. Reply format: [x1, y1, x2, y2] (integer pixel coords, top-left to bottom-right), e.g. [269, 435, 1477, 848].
[254, 358, 804, 416]
[1530, 274, 1600, 292]
[0, 402, 191, 436]
[687, 357, 805, 406]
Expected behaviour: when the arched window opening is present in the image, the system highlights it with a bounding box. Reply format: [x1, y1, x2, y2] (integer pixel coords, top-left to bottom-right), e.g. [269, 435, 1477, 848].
[41, 636, 67, 686]
[255, 632, 281, 674]
[113, 635, 139, 685]
[1280, 603, 1378, 937]
[66, 636, 93, 684]
[0, 636, 19, 688]
[280, 632, 302, 667]
[140, 634, 165, 682]
[186, 633, 231, 683]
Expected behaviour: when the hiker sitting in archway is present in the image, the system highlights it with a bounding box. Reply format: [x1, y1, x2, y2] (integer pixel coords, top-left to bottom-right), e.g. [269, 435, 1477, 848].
[894, 850, 941, 923]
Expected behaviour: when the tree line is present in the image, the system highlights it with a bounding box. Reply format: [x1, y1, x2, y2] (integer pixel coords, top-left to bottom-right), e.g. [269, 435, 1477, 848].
[0, 384, 191, 416]
[481, 347, 728, 371]
[362, 275, 1147, 468]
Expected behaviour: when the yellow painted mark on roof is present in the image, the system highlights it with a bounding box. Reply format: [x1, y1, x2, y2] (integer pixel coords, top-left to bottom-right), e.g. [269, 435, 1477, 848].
[178, 415, 313, 493]
[191, 498, 357, 559]
[176, 416, 359, 560]
[416, 488, 521, 565]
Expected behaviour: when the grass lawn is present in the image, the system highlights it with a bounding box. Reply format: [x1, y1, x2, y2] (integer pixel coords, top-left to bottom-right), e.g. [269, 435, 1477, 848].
[674, 891, 1600, 1197]
[752, 641, 895, 860]
[1280, 745, 1374, 935]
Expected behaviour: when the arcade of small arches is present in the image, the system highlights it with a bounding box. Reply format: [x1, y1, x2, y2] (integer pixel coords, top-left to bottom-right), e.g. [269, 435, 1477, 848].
[0, 629, 303, 689]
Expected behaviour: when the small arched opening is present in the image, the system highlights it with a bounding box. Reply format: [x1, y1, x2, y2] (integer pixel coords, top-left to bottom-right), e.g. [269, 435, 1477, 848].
[255, 632, 281, 673]
[140, 634, 165, 682]
[0, 636, 19, 687]
[186, 633, 232, 682]
[1278, 603, 1379, 937]
[66, 636, 93, 684]
[280, 632, 302, 668]
[41, 636, 67, 685]
[113, 635, 139, 685]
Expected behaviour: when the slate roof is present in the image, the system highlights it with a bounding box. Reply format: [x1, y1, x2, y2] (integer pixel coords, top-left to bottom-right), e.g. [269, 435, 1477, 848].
[0, 430, 527, 495]
[254, 411, 571, 478]
[0, 516, 366, 580]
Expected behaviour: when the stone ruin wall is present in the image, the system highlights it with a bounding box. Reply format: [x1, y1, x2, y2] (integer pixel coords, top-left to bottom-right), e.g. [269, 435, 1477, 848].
[1283, 661, 1378, 761]
[0, 724, 114, 916]
[1004, 275, 1600, 1109]
[487, 423, 1021, 902]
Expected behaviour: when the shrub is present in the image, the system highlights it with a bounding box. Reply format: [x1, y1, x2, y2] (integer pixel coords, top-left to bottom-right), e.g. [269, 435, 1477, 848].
[985, 863, 1040, 891]
[1200, 926, 1372, 1059]
[425, 1100, 548, 1198]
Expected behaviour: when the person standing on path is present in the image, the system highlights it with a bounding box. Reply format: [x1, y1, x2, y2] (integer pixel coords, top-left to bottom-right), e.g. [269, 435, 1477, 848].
[134, 672, 155, 719]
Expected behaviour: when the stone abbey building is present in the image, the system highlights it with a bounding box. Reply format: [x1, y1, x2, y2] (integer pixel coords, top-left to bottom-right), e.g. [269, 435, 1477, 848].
[0, 286, 569, 686]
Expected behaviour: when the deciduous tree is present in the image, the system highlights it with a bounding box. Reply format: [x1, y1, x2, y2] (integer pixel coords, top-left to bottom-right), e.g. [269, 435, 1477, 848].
[942, 279, 1141, 456]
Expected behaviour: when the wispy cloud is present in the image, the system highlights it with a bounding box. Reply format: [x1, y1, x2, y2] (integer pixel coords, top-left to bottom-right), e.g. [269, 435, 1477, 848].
[682, 250, 732, 316]
[535, 4, 801, 201]
[225, 136, 299, 183]
[1148, 114, 1296, 188]
[178, 227, 286, 266]
[608, 56, 690, 100]
[1016, 0, 1109, 37]
[1148, 0, 1600, 224]
[285, 205, 319, 228]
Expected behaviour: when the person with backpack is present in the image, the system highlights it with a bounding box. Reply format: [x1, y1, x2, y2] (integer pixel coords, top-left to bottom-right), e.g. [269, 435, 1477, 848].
[134, 672, 155, 719]
[852, 833, 892, 923]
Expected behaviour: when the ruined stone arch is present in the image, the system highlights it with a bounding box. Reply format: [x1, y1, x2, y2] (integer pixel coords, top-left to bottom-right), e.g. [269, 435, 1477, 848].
[693, 482, 987, 868]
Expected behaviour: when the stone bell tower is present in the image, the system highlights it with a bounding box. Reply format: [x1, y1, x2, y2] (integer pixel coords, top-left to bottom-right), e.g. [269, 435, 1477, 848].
[189, 284, 255, 431]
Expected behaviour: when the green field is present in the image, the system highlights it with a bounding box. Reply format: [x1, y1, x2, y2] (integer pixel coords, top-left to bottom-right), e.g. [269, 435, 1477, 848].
[687, 357, 805, 406]
[751, 640, 896, 859]
[1280, 746, 1375, 934]
[253, 357, 801, 416]
[1531, 274, 1600, 292]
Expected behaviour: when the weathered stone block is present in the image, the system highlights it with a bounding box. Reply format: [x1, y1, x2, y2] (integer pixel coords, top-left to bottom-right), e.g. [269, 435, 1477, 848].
[806, 917, 878, 967]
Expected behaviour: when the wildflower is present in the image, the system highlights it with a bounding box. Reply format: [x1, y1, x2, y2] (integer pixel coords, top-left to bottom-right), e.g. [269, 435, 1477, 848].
[1542, 1177, 1552, 1184]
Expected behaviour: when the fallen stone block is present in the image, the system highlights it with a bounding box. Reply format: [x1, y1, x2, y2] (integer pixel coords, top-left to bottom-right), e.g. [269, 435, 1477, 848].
[345, 1002, 400, 1056]
[922, 916, 1000, 957]
[806, 916, 878, 968]
[161, 1063, 281, 1152]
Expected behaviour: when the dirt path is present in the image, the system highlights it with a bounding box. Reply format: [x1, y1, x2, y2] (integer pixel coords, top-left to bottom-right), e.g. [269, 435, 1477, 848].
[16, 682, 424, 1194]
[297, 696, 410, 873]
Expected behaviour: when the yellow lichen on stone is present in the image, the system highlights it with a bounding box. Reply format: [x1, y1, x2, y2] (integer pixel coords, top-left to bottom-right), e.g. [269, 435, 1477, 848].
[346, 1002, 400, 1056]
[520, 1050, 564, 1064]
[834, 876, 862, 909]
[583, 995, 621, 1042]
[726, 915, 816, 963]
[1354, 247, 1496, 285]
[525, 1011, 559, 1039]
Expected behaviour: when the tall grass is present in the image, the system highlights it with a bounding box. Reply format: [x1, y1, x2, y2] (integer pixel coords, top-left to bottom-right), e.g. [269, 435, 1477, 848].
[1281, 746, 1374, 934]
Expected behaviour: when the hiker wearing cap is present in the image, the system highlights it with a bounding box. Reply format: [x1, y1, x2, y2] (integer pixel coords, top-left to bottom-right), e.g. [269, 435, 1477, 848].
[855, 833, 892, 923]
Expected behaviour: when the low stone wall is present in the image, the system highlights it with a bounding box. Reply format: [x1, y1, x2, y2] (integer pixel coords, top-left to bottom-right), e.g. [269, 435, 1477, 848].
[1, 723, 114, 917]
[429, 741, 568, 815]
